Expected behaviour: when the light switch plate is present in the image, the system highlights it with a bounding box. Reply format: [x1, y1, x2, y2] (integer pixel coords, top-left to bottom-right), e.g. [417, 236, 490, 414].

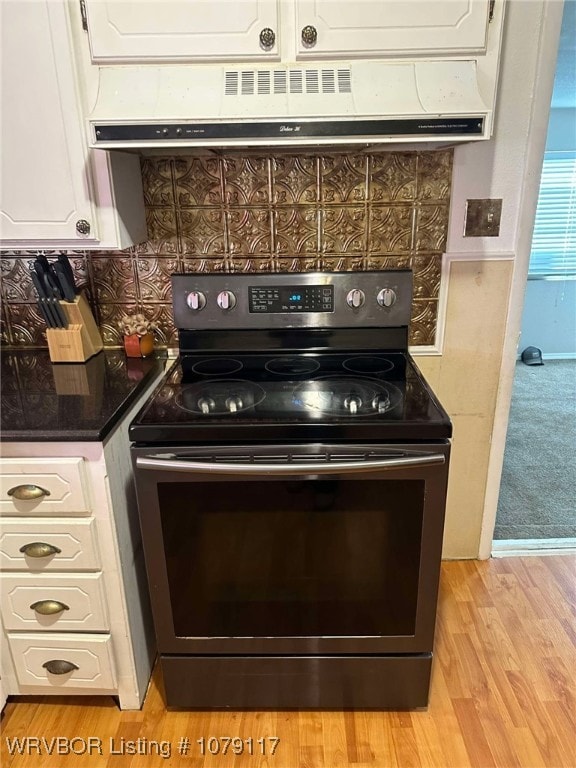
[464, 199, 503, 237]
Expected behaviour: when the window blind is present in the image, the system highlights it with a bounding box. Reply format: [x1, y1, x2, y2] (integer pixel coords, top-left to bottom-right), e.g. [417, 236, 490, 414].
[529, 151, 576, 278]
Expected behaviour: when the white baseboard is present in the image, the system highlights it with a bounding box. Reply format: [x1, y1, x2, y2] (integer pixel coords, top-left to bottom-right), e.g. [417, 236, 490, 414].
[516, 353, 576, 361]
[492, 538, 576, 557]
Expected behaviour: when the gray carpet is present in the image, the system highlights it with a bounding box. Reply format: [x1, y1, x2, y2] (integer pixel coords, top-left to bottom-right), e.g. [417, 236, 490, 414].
[494, 359, 576, 540]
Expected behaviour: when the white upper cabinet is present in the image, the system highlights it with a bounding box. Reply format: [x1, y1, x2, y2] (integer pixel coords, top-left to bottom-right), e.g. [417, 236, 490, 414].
[295, 0, 491, 59]
[84, 0, 280, 62]
[81, 0, 491, 64]
[0, 1, 146, 250]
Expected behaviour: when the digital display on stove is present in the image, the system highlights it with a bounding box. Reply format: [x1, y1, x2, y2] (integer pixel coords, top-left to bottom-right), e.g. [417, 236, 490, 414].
[249, 285, 334, 313]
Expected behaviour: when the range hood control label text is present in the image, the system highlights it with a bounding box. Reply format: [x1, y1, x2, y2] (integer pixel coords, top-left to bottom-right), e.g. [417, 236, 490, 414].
[94, 117, 484, 143]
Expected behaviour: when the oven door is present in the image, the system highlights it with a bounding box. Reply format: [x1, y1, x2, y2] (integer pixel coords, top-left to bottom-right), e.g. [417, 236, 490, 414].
[132, 443, 450, 656]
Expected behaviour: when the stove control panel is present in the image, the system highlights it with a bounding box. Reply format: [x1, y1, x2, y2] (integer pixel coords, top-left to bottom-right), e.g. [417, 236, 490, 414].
[172, 270, 412, 330]
[249, 285, 334, 314]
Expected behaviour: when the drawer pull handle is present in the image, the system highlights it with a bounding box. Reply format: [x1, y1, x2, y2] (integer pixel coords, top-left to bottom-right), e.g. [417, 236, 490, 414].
[30, 600, 69, 615]
[19, 542, 62, 558]
[42, 659, 78, 675]
[7, 484, 51, 501]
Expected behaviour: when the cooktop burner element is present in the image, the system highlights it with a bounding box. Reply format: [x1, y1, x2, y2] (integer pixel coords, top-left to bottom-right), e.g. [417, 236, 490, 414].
[264, 356, 321, 376]
[343, 356, 395, 374]
[191, 358, 243, 376]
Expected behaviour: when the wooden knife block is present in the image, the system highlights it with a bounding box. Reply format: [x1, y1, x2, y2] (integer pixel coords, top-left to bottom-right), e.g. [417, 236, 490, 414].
[46, 293, 103, 363]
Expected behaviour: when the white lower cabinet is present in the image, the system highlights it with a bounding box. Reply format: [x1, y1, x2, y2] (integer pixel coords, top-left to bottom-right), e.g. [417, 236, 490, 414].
[1, 573, 108, 632]
[0, 458, 90, 517]
[0, 518, 100, 571]
[9, 633, 117, 690]
[0, 436, 156, 708]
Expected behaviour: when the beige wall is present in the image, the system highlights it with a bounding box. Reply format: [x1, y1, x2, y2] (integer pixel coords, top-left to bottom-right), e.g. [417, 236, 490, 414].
[417, 259, 513, 558]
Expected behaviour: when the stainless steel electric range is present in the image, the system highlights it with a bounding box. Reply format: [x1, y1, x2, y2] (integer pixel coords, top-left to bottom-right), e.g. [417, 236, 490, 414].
[130, 270, 452, 709]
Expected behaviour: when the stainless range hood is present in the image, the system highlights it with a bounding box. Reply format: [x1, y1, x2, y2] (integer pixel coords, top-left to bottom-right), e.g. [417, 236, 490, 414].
[88, 59, 492, 148]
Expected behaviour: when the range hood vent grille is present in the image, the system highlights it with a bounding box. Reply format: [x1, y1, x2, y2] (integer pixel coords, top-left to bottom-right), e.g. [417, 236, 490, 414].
[224, 67, 352, 97]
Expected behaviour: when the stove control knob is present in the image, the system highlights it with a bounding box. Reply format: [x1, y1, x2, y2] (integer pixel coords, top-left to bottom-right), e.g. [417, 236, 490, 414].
[186, 291, 206, 311]
[217, 290, 237, 311]
[377, 288, 397, 308]
[226, 396, 243, 413]
[344, 396, 362, 415]
[198, 397, 216, 415]
[372, 394, 391, 413]
[346, 289, 365, 309]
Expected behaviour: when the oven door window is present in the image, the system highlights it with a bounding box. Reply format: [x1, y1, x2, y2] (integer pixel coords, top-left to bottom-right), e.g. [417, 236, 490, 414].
[158, 479, 424, 638]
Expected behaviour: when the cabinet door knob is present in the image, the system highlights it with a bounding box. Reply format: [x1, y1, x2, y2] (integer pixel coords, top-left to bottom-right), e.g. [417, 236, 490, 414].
[19, 542, 61, 558]
[259, 27, 276, 49]
[301, 25, 318, 47]
[7, 484, 51, 501]
[30, 600, 70, 615]
[42, 659, 79, 675]
[76, 219, 91, 235]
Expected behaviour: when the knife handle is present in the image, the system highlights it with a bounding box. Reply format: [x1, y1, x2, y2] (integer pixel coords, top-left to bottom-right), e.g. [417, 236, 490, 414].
[57, 255, 77, 294]
[49, 298, 68, 328]
[53, 262, 76, 302]
[30, 270, 57, 327]
[36, 299, 53, 328]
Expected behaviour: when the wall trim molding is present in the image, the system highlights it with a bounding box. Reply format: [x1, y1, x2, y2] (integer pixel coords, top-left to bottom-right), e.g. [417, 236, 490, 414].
[492, 538, 576, 558]
[516, 352, 576, 361]
[442, 252, 516, 262]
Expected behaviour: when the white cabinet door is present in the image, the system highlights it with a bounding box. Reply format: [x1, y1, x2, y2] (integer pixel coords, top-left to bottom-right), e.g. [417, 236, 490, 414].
[84, 0, 280, 62]
[1, 573, 109, 632]
[0, 1, 98, 244]
[0, 518, 100, 571]
[0, 458, 90, 517]
[9, 633, 117, 690]
[0, 1, 147, 250]
[295, 0, 491, 58]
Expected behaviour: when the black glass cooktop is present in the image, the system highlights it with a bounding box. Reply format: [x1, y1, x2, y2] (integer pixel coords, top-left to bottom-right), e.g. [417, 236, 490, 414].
[129, 352, 452, 443]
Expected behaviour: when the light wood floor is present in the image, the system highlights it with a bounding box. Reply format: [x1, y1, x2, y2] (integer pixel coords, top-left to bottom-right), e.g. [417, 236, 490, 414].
[1, 556, 575, 768]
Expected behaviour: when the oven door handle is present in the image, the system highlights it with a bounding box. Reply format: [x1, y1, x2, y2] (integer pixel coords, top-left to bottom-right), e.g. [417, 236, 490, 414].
[136, 453, 445, 475]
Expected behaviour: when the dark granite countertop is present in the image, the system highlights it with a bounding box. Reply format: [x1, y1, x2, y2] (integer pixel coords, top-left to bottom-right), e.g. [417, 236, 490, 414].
[1, 349, 166, 442]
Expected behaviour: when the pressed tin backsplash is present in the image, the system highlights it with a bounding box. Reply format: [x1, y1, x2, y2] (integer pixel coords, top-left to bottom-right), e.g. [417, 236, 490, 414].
[0, 148, 452, 349]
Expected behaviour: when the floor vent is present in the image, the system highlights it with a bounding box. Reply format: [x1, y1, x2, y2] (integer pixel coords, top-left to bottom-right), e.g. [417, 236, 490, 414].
[224, 67, 351, 96]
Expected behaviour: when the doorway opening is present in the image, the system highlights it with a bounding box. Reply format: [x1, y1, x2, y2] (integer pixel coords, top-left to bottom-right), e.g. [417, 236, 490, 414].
[493, 0, 576, 554]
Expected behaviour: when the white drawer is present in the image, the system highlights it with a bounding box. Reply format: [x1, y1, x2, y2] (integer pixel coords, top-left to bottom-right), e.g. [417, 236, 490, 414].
[0, 518, 100, 571]
[0, 458, 90, 516]
[8, 632, 116, 690]
[1, 573, 108, 631]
